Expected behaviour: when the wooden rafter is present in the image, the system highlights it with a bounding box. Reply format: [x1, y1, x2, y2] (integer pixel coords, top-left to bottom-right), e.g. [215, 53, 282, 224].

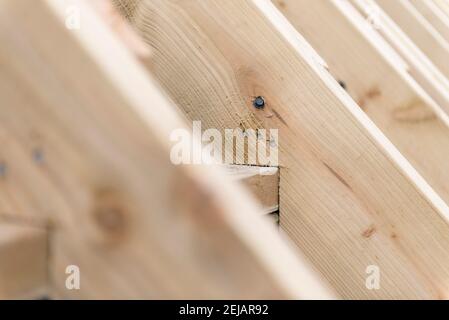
[351, 0, 449, 116]
[409, 0, 449, 43]
[113, 0, 449, 299]
[376, 0, 449, 80]
[273, 0, 449, 244]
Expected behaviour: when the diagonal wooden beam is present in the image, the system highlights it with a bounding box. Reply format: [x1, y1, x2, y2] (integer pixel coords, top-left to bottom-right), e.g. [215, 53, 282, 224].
[409, 0, 449, 43]
[0, 0, 333, 299]
[376, 0, 449, 79]
[117, 0, 449, 299]
[273, 0, 449, 242]
[433, 0, 449, 20]
[351, 0, 449, 117]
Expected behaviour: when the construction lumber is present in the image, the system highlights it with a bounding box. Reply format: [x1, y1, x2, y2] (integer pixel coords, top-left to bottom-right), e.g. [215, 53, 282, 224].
[0, 222, 48, 299]
[376, 0, 449, 80]
[0, 0, 333, 299]
[116, 0, 449, 299]
[434, 0, 449, 19]
[351, 0, 449, 116]
[225, 165, 279, 215]
[273, 0, 449, 235]
[409, 0, 449, 43]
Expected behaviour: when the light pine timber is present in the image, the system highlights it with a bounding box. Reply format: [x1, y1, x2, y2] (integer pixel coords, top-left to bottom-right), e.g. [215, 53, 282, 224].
[116, 0, 449, 299]
[0, 222, 48, 299]
[351, 0, 449, 117]
[433, 0, 449, 20]
[409, 0, 449, 43]
[225, 165, 279, 215]
[376, 0, 449, 80]
[273, 0, 449, 241]
[0, 0, 333, 299]
[112, 0, 140, 21]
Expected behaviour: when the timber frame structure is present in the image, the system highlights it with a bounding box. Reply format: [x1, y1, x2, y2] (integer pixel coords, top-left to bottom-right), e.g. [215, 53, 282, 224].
[1, 0, 449, 300]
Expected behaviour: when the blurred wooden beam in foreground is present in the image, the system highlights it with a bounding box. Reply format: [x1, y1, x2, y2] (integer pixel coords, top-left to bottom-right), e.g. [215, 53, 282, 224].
[0, 0, 333, 299]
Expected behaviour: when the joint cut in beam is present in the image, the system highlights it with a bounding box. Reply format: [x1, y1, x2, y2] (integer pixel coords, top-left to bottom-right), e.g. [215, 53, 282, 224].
[225, 165, 279, 215]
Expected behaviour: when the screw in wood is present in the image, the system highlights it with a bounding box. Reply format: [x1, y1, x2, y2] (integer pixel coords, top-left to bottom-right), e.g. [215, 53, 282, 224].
[0, 162, 6, 178]
[338, 80, 347, 90]
[32, 148, 44, 165]
[253, 96, 265, 109]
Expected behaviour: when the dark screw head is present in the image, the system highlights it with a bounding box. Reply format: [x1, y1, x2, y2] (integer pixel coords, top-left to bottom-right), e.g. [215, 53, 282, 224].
[253, 96, 265, 109]
[32, 149, 44, 165]
[0, 162, 6, 178]
[338, 80, 347, 90]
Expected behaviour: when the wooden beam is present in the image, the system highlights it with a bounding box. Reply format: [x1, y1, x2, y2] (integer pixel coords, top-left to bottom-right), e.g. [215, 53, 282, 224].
[409, 0, 449, 43]
[376, 0, 449, 79]
[351, 0, 449, 117]
[434, 0, 449, 20]
[0, 222, 48, 299]
[117, 0, 449, 299]
[273, 0, 449, 238]
[111, 0, 140, 21]
[225, 165, 279, 215]
[0, 0, 333, 299]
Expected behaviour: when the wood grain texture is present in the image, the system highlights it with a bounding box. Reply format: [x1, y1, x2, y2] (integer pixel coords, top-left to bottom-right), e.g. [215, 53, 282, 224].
[376, 0, 449, 79]
[225, 165, 279, 214]
[409, 0, 449, 43]
[117, 0, 449, 299]
[434, 0, 449, 20]
[351, 0, 449, 117]
[0, 223, 48, 299]
[0, 0, 333, 299]
[273, 0, 449, 242]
